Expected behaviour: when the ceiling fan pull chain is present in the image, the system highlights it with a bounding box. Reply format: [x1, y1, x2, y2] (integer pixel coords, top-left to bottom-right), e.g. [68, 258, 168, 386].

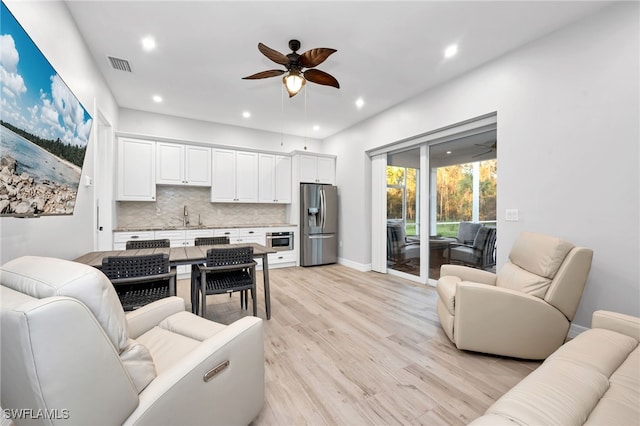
[281, 83, 285, 146]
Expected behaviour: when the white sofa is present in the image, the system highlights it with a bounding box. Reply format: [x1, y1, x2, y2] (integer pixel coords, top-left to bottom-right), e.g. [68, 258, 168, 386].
[470, 310, 640, 425]
[0, 256, 265, 425]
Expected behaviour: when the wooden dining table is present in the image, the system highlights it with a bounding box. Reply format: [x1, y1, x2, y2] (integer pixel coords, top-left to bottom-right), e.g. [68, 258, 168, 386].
[73, 243, 276, 319]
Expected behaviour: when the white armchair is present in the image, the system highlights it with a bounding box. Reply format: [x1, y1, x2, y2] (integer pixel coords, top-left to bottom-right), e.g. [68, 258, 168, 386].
[0, 256, 264, 425]
[436, 232, 593, 360]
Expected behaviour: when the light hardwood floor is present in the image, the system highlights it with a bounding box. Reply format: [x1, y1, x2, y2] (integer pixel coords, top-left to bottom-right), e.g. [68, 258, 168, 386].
[177, 264, 540, 425]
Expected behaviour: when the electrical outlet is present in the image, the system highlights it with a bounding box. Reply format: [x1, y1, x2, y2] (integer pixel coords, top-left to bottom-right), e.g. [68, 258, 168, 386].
[506, 209, 519, 222]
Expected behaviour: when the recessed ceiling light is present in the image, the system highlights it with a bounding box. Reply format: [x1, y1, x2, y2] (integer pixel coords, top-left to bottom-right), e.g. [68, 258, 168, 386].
[312, 125, 320, 131]
[444, 44, 458, 59]
[152, 95, 162, 103]
[446, 151, 452, 155]
[355, 98, 365, 109]
[242, 111, 251, 118]
[142, 36, 156, 52]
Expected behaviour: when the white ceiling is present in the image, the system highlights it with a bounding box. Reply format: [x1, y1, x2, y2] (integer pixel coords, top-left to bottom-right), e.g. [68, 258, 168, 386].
[65, 1, 611, 140]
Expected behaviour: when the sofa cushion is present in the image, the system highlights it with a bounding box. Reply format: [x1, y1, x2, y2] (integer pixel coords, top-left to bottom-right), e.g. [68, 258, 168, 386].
[496, 262, 551, 299]
[509, 232, 574, 279]
[135, 326, 201, 375]
[470, 326, 639, 426]
[0, 256, 128, 352]
[585, 347, 640, 425]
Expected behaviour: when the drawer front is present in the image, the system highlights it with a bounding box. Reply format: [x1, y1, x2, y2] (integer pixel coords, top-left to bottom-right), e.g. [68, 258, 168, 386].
[213, 229, 239, 238]
[185, 229, 215, 239]
[238, 228, 263, 237]
[268, 251, 296, 264]
[154, 230, 187, 247]
[113, 231, 155, 244]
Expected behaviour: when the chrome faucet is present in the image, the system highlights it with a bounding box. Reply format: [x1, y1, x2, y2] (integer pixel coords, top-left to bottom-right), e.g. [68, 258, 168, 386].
[183, 205, 189, 227]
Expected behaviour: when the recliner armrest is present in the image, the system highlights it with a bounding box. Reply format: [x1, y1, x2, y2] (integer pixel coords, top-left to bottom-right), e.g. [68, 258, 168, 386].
[124, 316, 264, 426]
[440, 264, 497, 285]
[592, 310, 640, 341]
[126, 297, 186, 339]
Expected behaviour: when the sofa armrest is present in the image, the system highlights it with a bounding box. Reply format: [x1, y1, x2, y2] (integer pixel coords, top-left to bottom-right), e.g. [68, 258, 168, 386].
[454, 282, 570, 359]
[124, 316, 264, 426]
[126, 297, 186, 339]
[440, 264, 497, 285]
[592, 310, 640, 341]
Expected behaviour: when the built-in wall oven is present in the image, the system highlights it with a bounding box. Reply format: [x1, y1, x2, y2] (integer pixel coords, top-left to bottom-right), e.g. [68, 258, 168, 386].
[266, 231, 294, 251]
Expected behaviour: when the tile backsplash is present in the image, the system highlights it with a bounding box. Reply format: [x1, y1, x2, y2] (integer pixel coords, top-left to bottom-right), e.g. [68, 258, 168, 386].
[117, 186, 287, 228]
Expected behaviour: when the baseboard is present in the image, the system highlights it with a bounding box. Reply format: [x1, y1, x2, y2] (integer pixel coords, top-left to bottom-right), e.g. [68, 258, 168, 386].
[338, 257, 371, 272]
[568, 323, 589, 339]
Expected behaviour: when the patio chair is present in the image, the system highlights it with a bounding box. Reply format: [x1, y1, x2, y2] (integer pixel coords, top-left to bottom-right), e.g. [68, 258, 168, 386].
[102, 253, 176, 310]
[194, 246, 257, 318]
[194, 236, 230, 246]
[387, 220, 420, 266]
[125, 238, 171, 249]
[448, 226, 497, 270]
[191, 236, 231, 312]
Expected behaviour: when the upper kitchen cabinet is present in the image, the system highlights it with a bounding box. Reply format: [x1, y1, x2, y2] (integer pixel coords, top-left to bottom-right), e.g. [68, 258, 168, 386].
[116, 138, 156, 201]
[156, 142, 211, 186]
[259, 154, 292, 203]
[211, 149, 259, 202]
[298, 154, 336, 184]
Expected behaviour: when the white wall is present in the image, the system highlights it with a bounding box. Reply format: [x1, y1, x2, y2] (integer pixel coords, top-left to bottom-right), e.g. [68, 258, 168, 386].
[323, 3, 640, 327]
[1, 1, 119, 264]
[118, 108, 323, 154]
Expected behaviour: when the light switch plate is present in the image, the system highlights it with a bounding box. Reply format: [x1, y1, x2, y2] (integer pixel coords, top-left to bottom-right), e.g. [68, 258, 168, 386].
[506, 209, 519, 221]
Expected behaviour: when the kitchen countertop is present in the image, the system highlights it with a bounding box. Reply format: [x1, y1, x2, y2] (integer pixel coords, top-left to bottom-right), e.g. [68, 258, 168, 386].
[113, 223, 297, 232]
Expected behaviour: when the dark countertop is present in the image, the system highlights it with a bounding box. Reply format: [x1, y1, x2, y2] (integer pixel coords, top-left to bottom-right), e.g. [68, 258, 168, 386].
[113, 223, 297, 232]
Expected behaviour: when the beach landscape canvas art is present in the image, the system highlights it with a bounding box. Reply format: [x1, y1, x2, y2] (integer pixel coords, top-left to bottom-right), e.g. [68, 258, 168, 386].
[0, 1, 92, 217]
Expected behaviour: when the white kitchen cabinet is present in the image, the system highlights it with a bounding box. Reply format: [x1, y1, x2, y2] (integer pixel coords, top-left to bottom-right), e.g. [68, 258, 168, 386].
[113, 230, 156, 250]
[259, 154, 292, 203]
[116, 138, 156, 201]
[186, 229, 214, 243]
[298, 154, 335, 184]
[211, 149, 258, 202]
[213, 228, 265, 245]
[156, 142, 211, 186]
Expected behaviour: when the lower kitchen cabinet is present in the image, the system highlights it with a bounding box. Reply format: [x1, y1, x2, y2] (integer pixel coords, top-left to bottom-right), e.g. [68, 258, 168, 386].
[113, 231, 155, 250]
[213, 228, 265, 245]
[267, 250, 297, 268]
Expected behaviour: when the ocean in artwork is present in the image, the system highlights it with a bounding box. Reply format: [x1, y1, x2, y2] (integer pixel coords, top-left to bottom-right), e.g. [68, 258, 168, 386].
[0, 126, 80, 189]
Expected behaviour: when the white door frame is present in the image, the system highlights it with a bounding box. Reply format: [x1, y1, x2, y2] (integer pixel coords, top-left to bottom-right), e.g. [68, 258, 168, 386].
[368, 113, 497, 285]
[93, 110, 115, 251]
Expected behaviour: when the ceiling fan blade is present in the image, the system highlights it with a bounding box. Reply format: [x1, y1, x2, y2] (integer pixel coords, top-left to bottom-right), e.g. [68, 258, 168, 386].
[242, 70, 285, 80]
[299, 48, 337, 68]
[303, 69, 340, 89]
[257, 43, 289, 66]
[472, 150, 492, 158]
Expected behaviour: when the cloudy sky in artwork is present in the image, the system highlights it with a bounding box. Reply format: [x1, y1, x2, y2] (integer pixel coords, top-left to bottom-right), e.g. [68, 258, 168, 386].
[0, 3, 92, 147]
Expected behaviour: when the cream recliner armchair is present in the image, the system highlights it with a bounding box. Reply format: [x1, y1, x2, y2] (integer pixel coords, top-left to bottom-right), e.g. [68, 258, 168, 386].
[0, 256, 264, 425]
[437, 232, 593, 360]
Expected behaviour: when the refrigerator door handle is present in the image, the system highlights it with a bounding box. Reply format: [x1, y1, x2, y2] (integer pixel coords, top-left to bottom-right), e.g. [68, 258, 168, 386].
[320, 189, 326, 229]
[308, 235, 334, 239]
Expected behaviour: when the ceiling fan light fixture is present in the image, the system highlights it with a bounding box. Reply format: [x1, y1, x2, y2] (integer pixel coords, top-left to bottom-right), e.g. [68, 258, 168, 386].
[283, 70, 306, 97]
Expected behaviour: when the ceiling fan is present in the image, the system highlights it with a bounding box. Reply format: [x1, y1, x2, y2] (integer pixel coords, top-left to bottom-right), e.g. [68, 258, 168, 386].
[242, 39, 340, 98]
[472, 142, 497, 158]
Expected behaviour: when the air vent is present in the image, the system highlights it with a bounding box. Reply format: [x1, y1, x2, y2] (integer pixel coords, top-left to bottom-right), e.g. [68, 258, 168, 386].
[108, 56, 132, 72]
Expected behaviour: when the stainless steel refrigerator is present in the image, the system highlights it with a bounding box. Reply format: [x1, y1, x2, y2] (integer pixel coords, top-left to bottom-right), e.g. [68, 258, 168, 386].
[300, 183, 338, 266]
